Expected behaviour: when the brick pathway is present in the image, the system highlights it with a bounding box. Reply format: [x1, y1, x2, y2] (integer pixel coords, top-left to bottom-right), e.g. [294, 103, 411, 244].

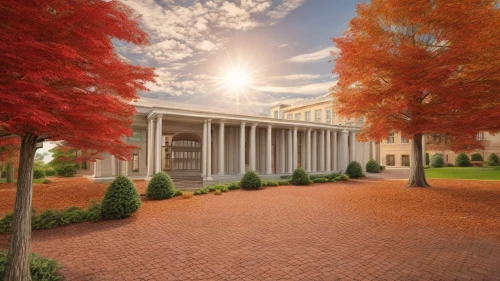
[1, 182, 499, 281]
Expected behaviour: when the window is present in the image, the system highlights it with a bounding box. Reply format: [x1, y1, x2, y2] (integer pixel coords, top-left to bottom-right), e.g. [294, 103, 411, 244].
[477, 132, 484, 140]
[401, 155, 410, 166]
[273, 110, 278, 119]
[326, 109, 332, 124]
[286, 113, 293, 120]
[81, 161, 88, 170]
[314, 109, 322, 122]
[401, 136, 409, 144]
[387, 132, 395, 144]
[305, 111, 311, 121]
[132, 153, 139, 172]
[386, 155, 395, 166]
[295, 113, 301, 120]
[128, 131, 143, 142]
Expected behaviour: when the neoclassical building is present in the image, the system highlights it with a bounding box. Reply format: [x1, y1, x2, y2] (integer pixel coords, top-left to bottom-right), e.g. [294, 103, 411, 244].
[83, 99, 373, 186]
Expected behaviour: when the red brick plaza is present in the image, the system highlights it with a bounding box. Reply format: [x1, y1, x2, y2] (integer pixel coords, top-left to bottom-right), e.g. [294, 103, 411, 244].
[1, 179, 500, 281]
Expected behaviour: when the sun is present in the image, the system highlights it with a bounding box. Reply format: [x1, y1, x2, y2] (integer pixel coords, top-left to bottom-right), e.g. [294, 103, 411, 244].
[224, 67, 251, 90]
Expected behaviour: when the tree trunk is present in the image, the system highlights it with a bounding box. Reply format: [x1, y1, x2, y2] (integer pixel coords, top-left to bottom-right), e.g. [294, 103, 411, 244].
[6, 162, 14, 183]
[407, 133, 430, 187]
[4, 133, 38, 281]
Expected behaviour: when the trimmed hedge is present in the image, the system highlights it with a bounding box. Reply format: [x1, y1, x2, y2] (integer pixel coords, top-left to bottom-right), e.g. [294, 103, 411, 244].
[55, 165, 77, 177]
[455, 153, 472, 167]
[0, 250, 61, 281]
[101, 176, 141, 219]
[146, 172, 176, 200]
[365, 159, 381, 173]
[312, 178, 328, 183]
[346, 161, 363, 178]
[33, 169, 45, 179]
[487, 153, 500, 166]
[289, 168, 311, 185]
[430, 153, 444, 168]
[277, 180, 289, 185]
[263, 181, 279, 187]
[471, 153, 483, 161]
[240, 170, 262, 190]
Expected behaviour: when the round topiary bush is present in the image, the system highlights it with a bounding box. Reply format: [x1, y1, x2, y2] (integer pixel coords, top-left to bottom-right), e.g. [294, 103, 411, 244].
[240, 170, 262, 190]
[487, 153, 500, 166]
[365, 159, 381, 173]
[101, 176, 141, 219]
[471, 153, 483, 162]
[430, 153, 444, 168]
[289, 168, 311, 185]
[346, 161, 363, 178]
[455, 153, 472, 167]
[146, 172, 176, 200]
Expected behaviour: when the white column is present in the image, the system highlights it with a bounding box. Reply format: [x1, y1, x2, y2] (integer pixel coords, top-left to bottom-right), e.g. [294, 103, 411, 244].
[375, 142, 381, 164]
[155, 114, 163, 173]
[218, 121, 225, 175]
[312, 131, 317, 172]
[207, 119, 212, 179]
[240, 122, 246, 174]
[292, 127, 298, 170]
[121, 160, 128, 176]
[202, 120, 207, 178]
[250, 124, 257, 171]
[287, 129, 293, 173]
[146, 118, 154, 177]
[93, 160, 102, 177]
[349, 132, 356, 163]
[338, 130, 349, 171]
[280, 130, 286, 173]
[333, 131, 338, 171]
[320, 130, 325, 172]
[306, 129, 312, 172]
[111, 155, 116, 176]
[266, 125, 272, 174]
[326, 130, 331, 171]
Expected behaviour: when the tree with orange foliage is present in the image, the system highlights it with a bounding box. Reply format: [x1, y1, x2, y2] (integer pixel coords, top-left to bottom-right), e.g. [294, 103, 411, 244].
[333, 0, 500, 187]
[0, 1, 155, 280]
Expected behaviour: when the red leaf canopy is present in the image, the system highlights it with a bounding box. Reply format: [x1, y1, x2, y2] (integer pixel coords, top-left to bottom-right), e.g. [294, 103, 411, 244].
[334, 0, 500, 152]
[0, 0, 155, 159]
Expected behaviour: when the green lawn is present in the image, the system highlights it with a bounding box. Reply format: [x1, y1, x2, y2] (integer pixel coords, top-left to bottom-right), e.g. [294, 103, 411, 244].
[425, 167, 500, 180]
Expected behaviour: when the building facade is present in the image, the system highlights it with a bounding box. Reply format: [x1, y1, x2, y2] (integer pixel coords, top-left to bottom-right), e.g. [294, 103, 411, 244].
[84, 99, 373, 185]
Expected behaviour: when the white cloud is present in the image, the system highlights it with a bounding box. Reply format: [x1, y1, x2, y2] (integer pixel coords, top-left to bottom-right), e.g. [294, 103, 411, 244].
[253, 80, 338, 95]
[287, 47, 340, 63]
[267, 0, 308, 24]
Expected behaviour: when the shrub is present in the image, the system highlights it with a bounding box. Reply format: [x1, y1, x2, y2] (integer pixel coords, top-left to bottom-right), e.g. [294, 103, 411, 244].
[56, 165, 77, 177]
[346, 161, 363, 178]
[335, 174, 349, 181]
[218, 186, 229, 192]
[59, 207, 87, 225]
[365, 159, 381, 173]
[425, 153, 430, 165]
[42, 179, 52, 184]
[33, 169, 45, 179]
[32, 210, 61, 230]
[85, 200, 102, 222]
[471, 153, 483, 161]
[101, 176, 141, 219]
[0, 250, 61, 281]
[146, 172, 176, 200]
[194, 188, 209, 195]
[312, 178, 328, 183]
[227, 182, 241, 190]
[173, 189, 183, 197]
[430, 153, 444, 168]
[487, 153, 500, 166]
[0, 213, 13, 234]
[380, 165, 386, 171]
[455, 153, 472, 167]
[446, 163, 454, 167]
[327, 173, 341, 180]
[424, 165, 430, 169]
[263, 181, 279, 187]
[240, 170, 262, 190]
[182, 192, 194, 199]
[329, 178, 336, 183]
[289, 168, 311, 185]
[45, 169, 57, 176]
[214, 190, 222, 196]
[277, 180, 289, 185]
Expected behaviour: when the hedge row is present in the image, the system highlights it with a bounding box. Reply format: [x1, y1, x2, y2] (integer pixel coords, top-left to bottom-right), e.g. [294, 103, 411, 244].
[0, 250, 60, 281]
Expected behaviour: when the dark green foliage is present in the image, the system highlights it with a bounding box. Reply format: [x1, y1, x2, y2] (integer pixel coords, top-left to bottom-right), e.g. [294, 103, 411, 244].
[455, 153, 472, 167]
[312, 178, 328, 183]
[218, 186, 229, 192]
[446, 163, 454, 167]
[48, 146, 78, 177]
[424, 165, 430, 169]
[207, 184, 220, 192]
[227, 182, 241, 190]
[277, 180, 289, 185]
[263, 181, 279, 187]
[365, 159, 381, 173]
[0, 214, 13, 234]
[335, 174, 349, 181]
[329, 178, 336, 183]
[173, 189, 183, 197]
[0, 250, 61, 281]
[487, 153, 500, 166]
[425, 153, 430, 165]
[101, 176, 141, 219]
[45, 169, 56, 176]
[430, 153, 444, 168]
[146, 172, 176, 200]
[56, 165, 77, 177]
[33, 169, 45, 179]
[289, 168, 312, 185]
[346, 161, 363, 178]
[59, 207, 87, 225]
[32, 210, 61, 230]
[85, 200, 102, 222]
[43, 179, 52, 184]
[471, 153, 483, 161]
[194, 187, 209, 195]
[240, 170, 262, 190]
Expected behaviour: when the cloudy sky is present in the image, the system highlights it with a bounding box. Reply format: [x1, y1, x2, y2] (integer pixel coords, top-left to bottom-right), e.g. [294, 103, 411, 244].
[117, 0, 365, 116]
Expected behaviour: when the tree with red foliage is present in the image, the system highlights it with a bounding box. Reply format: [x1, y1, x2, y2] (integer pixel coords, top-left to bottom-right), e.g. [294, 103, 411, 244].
[333, 0, 500, 187]
[0, 0, 155, 279]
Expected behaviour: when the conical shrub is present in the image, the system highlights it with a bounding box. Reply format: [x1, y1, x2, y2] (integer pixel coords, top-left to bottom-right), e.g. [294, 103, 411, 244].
[146, 172, 176, 200]
[101, 176, 141, 219]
